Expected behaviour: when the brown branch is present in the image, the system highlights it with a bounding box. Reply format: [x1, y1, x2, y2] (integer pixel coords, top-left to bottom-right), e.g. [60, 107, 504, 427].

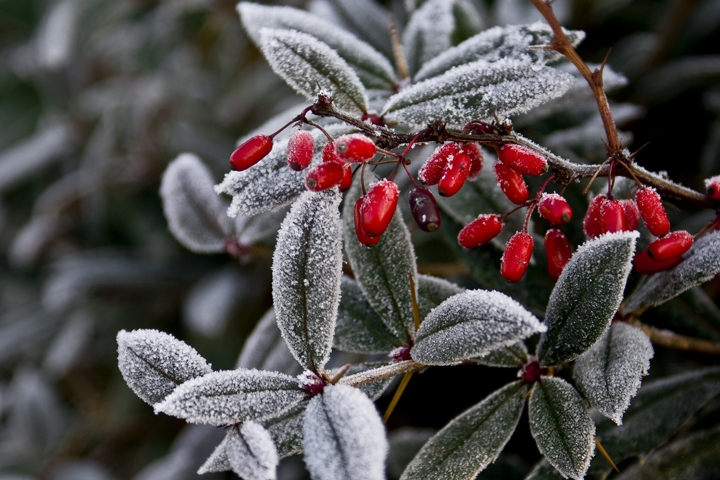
[628, 319, 720, 356]
[339, 360, 426, 388]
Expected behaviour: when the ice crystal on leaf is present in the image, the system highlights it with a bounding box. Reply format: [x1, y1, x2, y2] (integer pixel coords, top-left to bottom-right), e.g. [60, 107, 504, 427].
[154, 369, 306, 426]
[235, 308, 299, 376]
[272, 189, 343, 372]
[226, 422, 279, 480]
[117, 329, 212, 406]
[471, 341, 529, 368]
[383, 58, 576, 127]
[573, 322, 653, 425]
[402, 0, 456, 76]
[303, 384, 387, 480]
[410, 290, 546, 366]
[416, 274, 464, 321]
[264, 402, 308, 459]
[321, 0, 393, 59]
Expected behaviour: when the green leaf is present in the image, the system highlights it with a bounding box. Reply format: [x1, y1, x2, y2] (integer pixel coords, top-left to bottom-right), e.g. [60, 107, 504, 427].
[572, 322, 653, 425]
[343, 176, 418, 343]
[402, 0, 457, 77]
[387, 427, 437, 479]
[528, 377, 595, 480]
[325, 0, 393, 59]
[471, 341, 529, 368]
[623, 231, 720, 313]
[416, 274, 464, 321]
[264, 401, 308, 458]
[258, 28, 368, 114]
[537, 231, 638, 367]
[400, 381, 528, 480]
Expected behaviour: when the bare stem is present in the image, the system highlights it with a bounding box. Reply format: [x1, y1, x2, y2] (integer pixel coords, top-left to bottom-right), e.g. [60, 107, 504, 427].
[628, 319, 720, 356]
[339, 360, 426, 388]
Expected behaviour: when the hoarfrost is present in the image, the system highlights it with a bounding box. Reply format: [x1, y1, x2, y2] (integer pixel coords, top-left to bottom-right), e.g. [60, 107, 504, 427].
[264, 402, 308, 458]
[329, 362, 395, 400]
[411, 290, 546, 366]
[471, 341, 529, 368]
[226, 422, 279, 480]
[117, 329, 212, 406]
[403, 0, 456, 76]
[154, 369, 306, 426]
[322, 0, 393, 59]
[416, 274, 464, 321]
[303, 384, 387, 480]
[573, 322, 653, 425]
[235, 308, 300, 376]
[272, 190, 343, 372]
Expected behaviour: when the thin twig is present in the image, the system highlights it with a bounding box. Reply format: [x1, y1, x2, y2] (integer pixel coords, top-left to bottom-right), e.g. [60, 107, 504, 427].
[339, 360, 426, 388]
[628, 319, 720, 356]
[383, 372, 413, 423]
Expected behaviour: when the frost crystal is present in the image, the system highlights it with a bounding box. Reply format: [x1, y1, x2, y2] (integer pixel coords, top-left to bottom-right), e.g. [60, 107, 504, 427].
[416, 274, 464, 321]
[272, 189, 343, 372]
[154, 369, 306, 426]
[235, 308, 300, 376]
[573, 322, 653, 425]
[472, 341, 529, 368]
[116, 329, 212, 406]
[226, 422, 279, 480]
[402, 0, 456, 76]
[264, 402, 308, 458]
[303, 384, 388, 480]
[383, 58, 576, 127]
[411, 289, 546, 366]
[160, 153, 231, 253]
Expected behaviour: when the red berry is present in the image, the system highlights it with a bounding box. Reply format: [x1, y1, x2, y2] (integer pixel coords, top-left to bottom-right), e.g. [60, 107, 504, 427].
[408, 187, 441, 232]
[438, 152, 471, 197]
[545, 229, 571, 281]
[636, 187, 670, 237]
[583, 194, 606, 238]
[354, 198, 380, 246]
[647, 230, 693, 260]
[620, 199, 640, 231]
[334, 134, 376, 162]
[322, 142, 344, 165]
[419, 143, 461, 185]
[538, 193, 572, 225]
[494, 162, 529, 205]
[501, 232, 534, 282]
[705, 175, 720, 200]
[339, 165, 353, 191]
[229, 134, 273, 171]
[287, 130, 314, 171]
[458, 214, 504, 248]
[305, 162, 344, 191]
[601, 199, 627, 234]
[634, 250, 682, 275]
[462, 143, 483, 179]
[498, 144, 548, 176]
[360, 179, 399, 237]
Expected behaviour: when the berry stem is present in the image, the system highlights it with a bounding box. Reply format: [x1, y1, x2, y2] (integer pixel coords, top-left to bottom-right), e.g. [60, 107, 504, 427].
[302, 118, 334, 142]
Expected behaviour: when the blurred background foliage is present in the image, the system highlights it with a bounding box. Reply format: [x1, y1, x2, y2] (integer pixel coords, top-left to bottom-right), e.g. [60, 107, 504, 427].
[0, 0, 718, 479]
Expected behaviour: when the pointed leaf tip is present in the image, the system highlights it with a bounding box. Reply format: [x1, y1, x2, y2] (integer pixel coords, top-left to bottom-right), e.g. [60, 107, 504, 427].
[227, 422, 279, 480]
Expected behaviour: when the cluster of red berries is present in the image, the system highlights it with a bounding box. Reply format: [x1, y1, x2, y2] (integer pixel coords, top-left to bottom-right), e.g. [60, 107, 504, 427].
[419, 142, 483, 196]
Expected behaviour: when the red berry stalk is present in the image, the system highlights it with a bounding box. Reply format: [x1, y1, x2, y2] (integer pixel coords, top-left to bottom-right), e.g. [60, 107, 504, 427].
[230, 134, 273, 171]
[501, 232, 534, 282]
[458, 214, 504, 248]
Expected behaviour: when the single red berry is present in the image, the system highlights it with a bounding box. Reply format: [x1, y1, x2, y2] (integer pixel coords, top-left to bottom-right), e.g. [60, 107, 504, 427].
[438, 152, 471, 197]
[498, 144, 548, 176]
[705, 175, 720, 200]
[287, 130, 315, 171]
[545, 228, 571, 281]
[354, 198, 380, 246]
[521, 361, 543, 383]
[322, 142, 344, 164]
[501, 232, 534, 283]
[634, 250, 682, 275]
[462, 143, 483, 179]
[334, 134, 376, 162]
[494, 162, 529, 205]
[360, 179, 400, 237]
[419, 143, 461, 185]
[647, 230, 693, 260]
[458, 214, 504, 248]
[229, 134, 273, 171]
[537, 193, 572, 225]
[601, 199, 627, 234]
[620, 199, 640, 231]
[305, 162, 344, 192]
[636, 187, 670, 237]
[339, 165, 353, 191]
[408, 187, 441, 232]
[583, 194, 606, 238]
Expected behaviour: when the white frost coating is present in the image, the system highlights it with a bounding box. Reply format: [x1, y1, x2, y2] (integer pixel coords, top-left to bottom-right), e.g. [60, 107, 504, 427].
[160, 153, 231, 253]
[322, 0, 394, 58]
[411, 290, 546, 366]
[264, 402, 307, 458]
[383, 58, 576, 127]
[238, 3, 396, 88]
[416, 274, 465, 321]
[226, 422, 279, 480]
[402, 0, 455, 76]
[272, 190, 343, 372]
[529, 377, 595, 480]
[258, 28, 368, 114]
[573, 322, 653, 425]
[236, 308, 299, 376]
[303, 384, 388, 480]
[154, 369, 306, 426]
[215, 124, 353, 217]
[415, 22, 586, 81]
[198, 433, 231, 474]
[117, 329, 212, 406]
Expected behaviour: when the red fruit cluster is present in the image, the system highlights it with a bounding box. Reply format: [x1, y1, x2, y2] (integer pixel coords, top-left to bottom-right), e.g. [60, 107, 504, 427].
[354, 180, 399, 246]
[634, 230, 693, 274]
[418, 142, 483, 197]
[229, 135, 273, 171]
[305, 141, 355, 192]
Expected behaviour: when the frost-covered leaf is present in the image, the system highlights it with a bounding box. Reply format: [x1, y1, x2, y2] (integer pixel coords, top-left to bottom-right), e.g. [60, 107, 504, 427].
[383, 58, 575, 127]
[160, 153, 231, 254]
[216, 124, 353, 217]
[264, 402, 308, 458]
[154, 369, 306, 426]
[272, 189, 343, 372]
[471, 341, 529, 368]
[388, 427, 437, 479]
[403, 0, 456, 76]
[529, 377, 595, 480]
[258, 28, 368, 114]
[343, 176, 418, 343]
[538, 231, 638, 367]
[238, 3, 396, 89]
[334, 277, 404, 354]
[416, 274, 464, 321]
[623, 231, 720, 312]
[198, 433, 231, 474]
[332, 362, 395, 400]
[415, 23, 585, 81]
[236, 308, 300, 376]
[303, 384, 387, 480]
[117, 329, 212, 406]
[324, 0, 393, 58]
[236, 207, 290, 246]
[226, 422, 278, 480]
[411, 290, 546, 366]
[401, 381, 527, 480]
[573, 322, 653, 425]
